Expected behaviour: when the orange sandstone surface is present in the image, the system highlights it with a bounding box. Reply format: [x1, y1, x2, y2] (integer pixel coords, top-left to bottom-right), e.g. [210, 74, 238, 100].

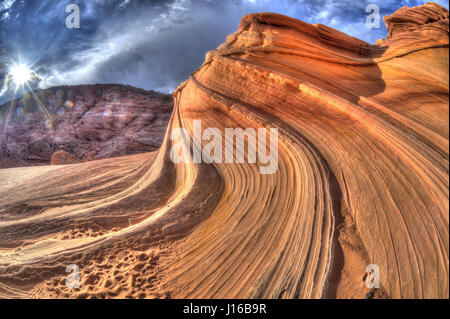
[0, 3, 448, 299]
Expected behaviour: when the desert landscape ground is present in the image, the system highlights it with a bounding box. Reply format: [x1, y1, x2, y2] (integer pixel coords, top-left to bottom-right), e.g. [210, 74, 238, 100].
[0, 2, 448, 299]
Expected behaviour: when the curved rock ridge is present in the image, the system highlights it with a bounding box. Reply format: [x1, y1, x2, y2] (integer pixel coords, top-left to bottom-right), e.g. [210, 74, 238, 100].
[0, 84, 173, 168]
[378, 2, 449, 55]
[0, 3, 448, 299]
[384, 1, 449, 38]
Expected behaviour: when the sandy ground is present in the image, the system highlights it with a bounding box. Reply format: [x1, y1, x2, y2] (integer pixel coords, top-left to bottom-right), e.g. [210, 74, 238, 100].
[0, 4, 448, 299]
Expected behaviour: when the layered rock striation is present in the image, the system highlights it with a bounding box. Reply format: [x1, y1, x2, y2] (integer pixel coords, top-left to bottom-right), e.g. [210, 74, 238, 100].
[0, 3, 448, 299]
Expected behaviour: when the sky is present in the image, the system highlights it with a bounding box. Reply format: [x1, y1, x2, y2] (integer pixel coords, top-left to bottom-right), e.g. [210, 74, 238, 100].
[0, 0, 448, 103]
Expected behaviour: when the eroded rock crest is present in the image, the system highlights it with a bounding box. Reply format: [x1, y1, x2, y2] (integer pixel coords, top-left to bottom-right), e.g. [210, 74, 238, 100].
[0, 3, 448, 299]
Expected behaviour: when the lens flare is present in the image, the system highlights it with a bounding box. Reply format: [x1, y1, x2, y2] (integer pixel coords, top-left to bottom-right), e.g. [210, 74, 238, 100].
[10, 64, 33, 86]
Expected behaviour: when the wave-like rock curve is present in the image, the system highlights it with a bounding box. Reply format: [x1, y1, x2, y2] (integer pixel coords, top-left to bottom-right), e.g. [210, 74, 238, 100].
[0, 2, 448, 299]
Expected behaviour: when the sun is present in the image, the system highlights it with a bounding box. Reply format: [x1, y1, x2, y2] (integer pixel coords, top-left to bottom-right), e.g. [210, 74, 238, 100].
[10, 64, 33, 86]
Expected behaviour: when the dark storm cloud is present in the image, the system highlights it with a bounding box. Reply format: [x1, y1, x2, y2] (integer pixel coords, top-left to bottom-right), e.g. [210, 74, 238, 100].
[0, 0, 448, 103]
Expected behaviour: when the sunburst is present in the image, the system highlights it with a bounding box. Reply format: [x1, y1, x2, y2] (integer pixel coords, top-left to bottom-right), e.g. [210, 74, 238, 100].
[0, 61, 53, 145]
[9, 64, 34, 87]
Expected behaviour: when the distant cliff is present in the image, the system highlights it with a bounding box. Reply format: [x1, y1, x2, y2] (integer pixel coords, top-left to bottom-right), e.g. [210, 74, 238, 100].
[0, 3, 447, 300]
[0, 84, 173, 168]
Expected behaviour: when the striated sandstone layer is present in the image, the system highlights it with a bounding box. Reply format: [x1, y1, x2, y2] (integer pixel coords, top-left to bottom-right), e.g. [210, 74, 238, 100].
[0, 3, 448, 299]
[0, 84, 173, 168]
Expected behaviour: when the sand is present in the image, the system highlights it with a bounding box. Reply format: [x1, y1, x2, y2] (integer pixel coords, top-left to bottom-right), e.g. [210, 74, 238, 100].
[0, 3, 448, 299]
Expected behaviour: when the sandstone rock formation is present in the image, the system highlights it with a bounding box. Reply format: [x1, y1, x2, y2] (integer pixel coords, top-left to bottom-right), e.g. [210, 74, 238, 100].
[0, 3, 448, 299]
[50, 150, 82, 165]
[0, 84, 173, 168]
